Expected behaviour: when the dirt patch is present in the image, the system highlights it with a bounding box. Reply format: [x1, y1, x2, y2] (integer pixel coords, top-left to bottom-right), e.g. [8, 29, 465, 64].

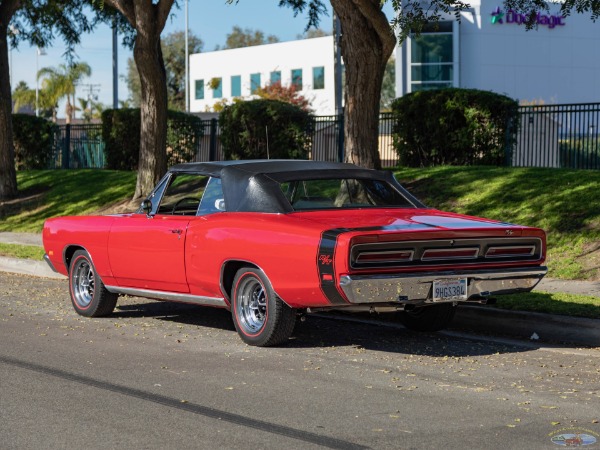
[577, 241, 600, 281]
[90, 198, 139, 215]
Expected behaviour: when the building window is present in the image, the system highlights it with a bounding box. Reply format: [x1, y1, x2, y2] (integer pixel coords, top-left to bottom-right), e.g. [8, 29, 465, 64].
[270, 71, 281, 85]
[250, 73, 261, 94]
[210, 77, 223, 98]
[291, 69, 303, 90]
[231, 75, 241, 97]
[195, 80, 204, 100]
[409, 21, 454, 92]
[312, 66, 325, 89]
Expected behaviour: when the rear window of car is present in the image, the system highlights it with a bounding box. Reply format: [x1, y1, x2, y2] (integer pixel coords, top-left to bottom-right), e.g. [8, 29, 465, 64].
[279, 178, 415, 210]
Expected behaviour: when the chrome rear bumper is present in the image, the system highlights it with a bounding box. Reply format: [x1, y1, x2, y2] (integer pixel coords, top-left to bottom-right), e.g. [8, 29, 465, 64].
[338, 267, 547, 304]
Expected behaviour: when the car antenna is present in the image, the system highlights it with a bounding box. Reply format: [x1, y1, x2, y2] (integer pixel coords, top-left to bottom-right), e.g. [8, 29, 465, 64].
[265, 126, 270, 159]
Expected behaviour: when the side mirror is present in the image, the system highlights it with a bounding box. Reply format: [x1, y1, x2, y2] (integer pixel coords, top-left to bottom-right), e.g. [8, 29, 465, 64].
[141, 199, 153, 217]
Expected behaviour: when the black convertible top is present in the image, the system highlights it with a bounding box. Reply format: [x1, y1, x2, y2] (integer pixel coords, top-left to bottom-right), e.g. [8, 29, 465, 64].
[166, 160, 424, 213]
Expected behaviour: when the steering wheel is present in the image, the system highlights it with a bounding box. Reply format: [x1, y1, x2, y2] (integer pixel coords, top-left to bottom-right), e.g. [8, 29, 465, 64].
[171, 197, 200, 214]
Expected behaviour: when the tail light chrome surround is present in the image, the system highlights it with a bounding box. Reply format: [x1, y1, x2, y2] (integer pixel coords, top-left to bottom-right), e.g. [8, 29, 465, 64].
[350, 238, 543, 270]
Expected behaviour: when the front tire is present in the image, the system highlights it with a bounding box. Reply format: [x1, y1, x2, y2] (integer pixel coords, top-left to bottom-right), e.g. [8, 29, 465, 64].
[231, 268, 295, 347]
[69, 250, 118, 317]
[398, 303, 457, 332]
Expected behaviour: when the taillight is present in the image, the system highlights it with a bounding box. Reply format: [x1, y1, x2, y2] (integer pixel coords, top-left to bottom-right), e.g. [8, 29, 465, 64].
[355, 250, 414, 264]
[485, 246, 535, 258]
[421, 247, 479, 261]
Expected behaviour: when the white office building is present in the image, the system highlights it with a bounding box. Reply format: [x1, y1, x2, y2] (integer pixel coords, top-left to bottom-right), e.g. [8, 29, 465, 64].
[189, 0, 600, 115]
[189, 36, 336, 115]
[396, 0, 600, 103]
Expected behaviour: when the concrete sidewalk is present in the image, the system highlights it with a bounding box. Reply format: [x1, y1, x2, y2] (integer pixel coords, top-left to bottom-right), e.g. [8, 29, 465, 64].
[1, 232, 598, 347]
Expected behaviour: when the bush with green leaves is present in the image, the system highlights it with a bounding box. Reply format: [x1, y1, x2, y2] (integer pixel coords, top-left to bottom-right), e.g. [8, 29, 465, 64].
[219, 99, 312, 160]
[12, 114, 58, 170]
[391, 88, 518, 167]
[102, 108, 204, 170]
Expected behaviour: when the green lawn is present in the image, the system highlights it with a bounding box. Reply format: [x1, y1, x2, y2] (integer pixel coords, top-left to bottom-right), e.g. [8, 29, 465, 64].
[493, 291, 600, 319]
[0, 243, 46, 260]
[0, 170, 137, 232]
[394, 166, 600, 281]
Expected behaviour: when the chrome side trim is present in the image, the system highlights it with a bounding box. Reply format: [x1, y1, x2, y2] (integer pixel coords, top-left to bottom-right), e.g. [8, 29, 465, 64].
[339, 266, 547, 304]
[105, 285, 227, 308]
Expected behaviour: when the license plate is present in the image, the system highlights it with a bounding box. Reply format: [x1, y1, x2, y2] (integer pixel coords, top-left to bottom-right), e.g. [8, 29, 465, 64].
[432, 279, 467, 301]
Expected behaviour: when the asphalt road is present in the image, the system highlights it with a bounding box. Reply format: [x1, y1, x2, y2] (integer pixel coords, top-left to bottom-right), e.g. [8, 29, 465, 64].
[1, 272, 599, 450]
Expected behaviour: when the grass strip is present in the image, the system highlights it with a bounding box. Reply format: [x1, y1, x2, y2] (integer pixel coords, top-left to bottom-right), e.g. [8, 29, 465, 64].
[0, 243, 46, 260]
[492, 291, 600, 319]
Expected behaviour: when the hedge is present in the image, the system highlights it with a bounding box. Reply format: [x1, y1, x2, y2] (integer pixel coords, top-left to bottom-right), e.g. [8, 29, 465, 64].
[102, 109, 204, 170]
[219, 99, 311, 160]
[391, 88, 518, 167]
[12, 114, 58, 170]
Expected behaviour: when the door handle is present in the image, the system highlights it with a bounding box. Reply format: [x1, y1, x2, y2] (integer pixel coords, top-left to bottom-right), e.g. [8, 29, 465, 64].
[170, 229, 183, 234]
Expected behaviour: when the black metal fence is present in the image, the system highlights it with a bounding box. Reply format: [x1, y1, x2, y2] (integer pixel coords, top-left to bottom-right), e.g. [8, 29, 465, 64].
[51, 105, 600, 170]
[50, 124, 105, 169]
[514, 103, 600, 170]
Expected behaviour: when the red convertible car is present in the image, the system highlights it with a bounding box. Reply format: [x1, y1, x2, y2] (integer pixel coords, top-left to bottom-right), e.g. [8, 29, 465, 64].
[43, 160, 547, 346]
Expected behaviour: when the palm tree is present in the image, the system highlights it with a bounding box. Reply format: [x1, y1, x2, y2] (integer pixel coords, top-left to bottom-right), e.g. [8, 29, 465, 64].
[37, 62, 92, 123]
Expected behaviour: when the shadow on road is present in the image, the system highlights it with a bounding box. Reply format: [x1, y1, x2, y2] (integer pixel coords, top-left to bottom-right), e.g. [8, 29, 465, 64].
[115, 299, 534, 358]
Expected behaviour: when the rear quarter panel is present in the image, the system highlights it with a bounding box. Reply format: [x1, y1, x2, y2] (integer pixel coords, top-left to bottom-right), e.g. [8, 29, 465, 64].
[185, 213, 328, 307]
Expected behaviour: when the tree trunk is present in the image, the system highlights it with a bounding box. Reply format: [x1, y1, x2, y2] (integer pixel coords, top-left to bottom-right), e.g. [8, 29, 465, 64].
[330, 0, 396, 170]
[104, 0, 173, 201]
[0, 21, 18, 200]
[133, 30, 168, 200]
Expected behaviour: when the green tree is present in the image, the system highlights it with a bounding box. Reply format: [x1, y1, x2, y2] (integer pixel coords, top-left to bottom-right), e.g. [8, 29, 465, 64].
[221, 26, 279, 49]
[125, 30, 203, 110]
[78, 97, 105, 122]
[38, 62, 92, 123]
[12, 81, 34, 113]
[276, 0, 479, 169]
[0, 0, 91, 199]
[255, 82, 311, 112]
[93, 0, 177, 200]
[296, 28, 331, 39]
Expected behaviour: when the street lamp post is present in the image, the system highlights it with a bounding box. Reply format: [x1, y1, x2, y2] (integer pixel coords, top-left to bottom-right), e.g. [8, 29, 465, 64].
[35, 46, 47, 117]
[185, 0, 189, 112]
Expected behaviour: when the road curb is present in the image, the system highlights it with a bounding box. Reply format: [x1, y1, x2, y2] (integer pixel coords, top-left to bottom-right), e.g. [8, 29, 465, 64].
[452, 306, 600, 347]
[0, 256, 65, 280]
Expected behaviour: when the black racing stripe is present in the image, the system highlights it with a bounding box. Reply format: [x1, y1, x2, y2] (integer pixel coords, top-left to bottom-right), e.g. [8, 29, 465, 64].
[317, 228, 350, 305]
[316, 223, 435, 305]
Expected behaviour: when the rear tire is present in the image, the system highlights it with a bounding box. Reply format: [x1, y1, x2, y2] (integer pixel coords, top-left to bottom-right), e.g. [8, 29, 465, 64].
[69, 250, 118, 317]
[231, 268, 295, 347]
[398, 303, 457, 332]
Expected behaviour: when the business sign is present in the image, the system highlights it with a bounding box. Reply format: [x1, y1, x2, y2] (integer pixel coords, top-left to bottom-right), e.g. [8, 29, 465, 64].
[491, 7, 566, 29]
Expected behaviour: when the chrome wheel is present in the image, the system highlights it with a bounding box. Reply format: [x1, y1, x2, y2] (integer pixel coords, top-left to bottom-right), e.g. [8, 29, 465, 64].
[231, 268, 296, 347]
[237, 276, 267, 333]
[72, 259, 95, 308]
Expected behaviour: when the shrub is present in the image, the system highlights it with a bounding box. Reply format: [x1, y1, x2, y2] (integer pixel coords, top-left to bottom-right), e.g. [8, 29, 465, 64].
[219, 99, 312, 160]
[102, 108, 140, 170]
[12, 114, 58, 170]
[391, 88, 518, 167]
[102, 109, 204, 170]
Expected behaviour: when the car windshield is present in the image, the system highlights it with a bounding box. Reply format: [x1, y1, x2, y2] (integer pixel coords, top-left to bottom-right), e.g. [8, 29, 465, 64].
[279, 178, 415, 210]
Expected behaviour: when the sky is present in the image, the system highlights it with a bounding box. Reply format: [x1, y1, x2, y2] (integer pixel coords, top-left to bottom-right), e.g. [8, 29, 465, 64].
[10, 1, 394, 118]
